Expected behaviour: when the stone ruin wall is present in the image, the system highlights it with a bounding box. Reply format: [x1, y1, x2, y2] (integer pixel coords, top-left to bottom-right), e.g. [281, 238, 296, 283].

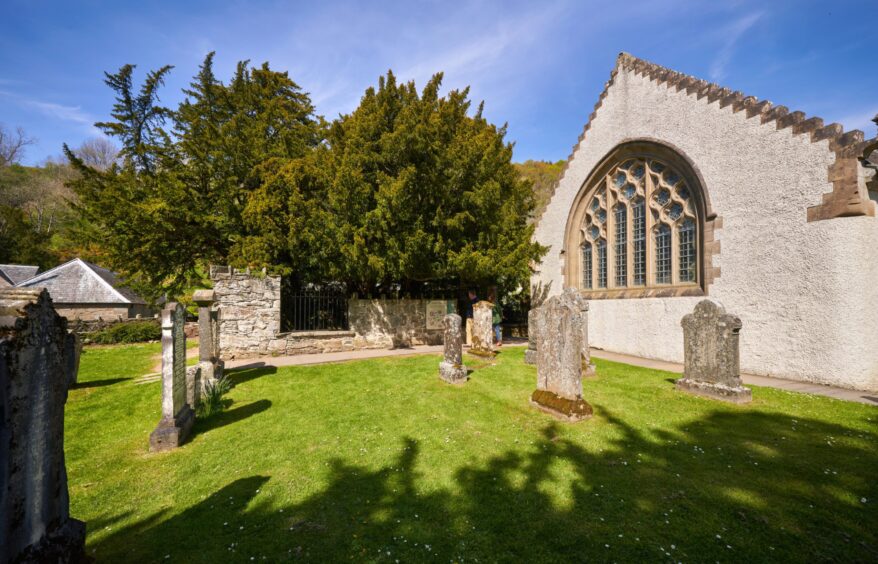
[211, 266, 447, 359]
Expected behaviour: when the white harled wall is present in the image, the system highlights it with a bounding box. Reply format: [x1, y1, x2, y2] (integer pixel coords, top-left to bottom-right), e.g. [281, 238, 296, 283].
[534, 68, 878, 391]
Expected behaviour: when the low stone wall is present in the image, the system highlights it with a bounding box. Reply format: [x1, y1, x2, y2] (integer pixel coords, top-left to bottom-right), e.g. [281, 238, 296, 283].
[349, 298, 448, 348]
[210, 266, 453, 359]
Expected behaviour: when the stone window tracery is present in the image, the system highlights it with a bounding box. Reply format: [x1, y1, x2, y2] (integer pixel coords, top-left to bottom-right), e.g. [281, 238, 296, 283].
[579, 157, 700, 293]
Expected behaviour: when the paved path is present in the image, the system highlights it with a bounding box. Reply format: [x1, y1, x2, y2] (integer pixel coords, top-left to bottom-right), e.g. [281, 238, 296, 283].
[225, 344, 877, 406]
[590, 349, 878, 406]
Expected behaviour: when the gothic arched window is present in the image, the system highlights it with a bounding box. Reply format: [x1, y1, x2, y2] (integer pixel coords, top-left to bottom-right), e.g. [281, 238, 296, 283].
[577, 157, 701, 293]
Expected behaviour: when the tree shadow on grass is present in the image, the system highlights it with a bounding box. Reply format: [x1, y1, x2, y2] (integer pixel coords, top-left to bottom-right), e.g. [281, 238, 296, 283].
[91, 408, 878, 562]
[227, 365, 278, 387]
[72, 377, 130, 389]
[192, 399, 272, 437]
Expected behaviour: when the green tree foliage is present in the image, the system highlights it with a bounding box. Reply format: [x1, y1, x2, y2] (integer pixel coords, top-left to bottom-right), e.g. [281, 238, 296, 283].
[514, 159, 565, 221]
[239, 71, 545, 292]
[0, 204, 53, 267]
[69, 60, 543, 297]
[66, 55, 321, 298]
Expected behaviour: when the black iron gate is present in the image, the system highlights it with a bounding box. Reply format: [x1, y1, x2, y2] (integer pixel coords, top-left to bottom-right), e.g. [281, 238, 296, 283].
[281, 279, 349, 332]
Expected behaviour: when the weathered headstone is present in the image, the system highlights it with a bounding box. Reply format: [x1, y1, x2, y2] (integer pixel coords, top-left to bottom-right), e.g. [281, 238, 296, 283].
[524, 307, 540, 365]
[676, 299, 751, 403]
[560, 288, 596, 377]
[193, 289, 224, 388]
[0, 288, 85, 563]
[530, 294, 593, 422]
[149, 302, 195, 451]
[439, 313, 468, 384]
[470, 300, 495, 357]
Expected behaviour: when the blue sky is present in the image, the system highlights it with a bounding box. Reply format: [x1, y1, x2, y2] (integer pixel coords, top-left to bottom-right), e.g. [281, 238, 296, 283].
[1, 0, 876, 165]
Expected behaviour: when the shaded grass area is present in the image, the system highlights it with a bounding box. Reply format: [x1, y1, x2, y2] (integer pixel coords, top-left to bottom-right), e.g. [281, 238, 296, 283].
[66, 345, 878, 562]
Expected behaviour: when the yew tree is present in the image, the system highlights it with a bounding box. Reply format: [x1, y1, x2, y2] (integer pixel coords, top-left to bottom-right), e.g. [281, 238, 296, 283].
[239, 71, 545, 292]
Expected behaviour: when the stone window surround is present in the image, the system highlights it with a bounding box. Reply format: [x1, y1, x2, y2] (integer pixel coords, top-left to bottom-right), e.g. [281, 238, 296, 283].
[561, 139, 722, 299]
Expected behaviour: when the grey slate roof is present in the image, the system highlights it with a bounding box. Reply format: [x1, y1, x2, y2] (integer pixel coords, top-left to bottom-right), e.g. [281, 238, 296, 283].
[0, 264, 40, 285]
[16, 258, 146, 305]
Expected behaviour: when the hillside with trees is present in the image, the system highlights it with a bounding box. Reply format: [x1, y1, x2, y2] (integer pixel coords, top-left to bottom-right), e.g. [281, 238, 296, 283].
[513, 159, 564, 222]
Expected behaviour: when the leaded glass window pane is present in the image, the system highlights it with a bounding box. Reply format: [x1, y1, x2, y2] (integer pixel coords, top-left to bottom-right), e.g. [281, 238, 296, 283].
[582, 243, 592, 289]
[632, 199, 646, 286]
[655, 224, 671, 284]
[614, 204, 627, 287]
[679, 219, 696, 283]
[579, 156, 700, 293]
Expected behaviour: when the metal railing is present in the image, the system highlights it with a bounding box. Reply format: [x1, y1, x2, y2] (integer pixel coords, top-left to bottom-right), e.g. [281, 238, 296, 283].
[281, 283, 349, 332]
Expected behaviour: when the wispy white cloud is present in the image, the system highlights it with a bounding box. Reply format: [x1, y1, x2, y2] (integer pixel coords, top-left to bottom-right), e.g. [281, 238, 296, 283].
[709, 11, 763, 81]
[0, 90, 100, 135]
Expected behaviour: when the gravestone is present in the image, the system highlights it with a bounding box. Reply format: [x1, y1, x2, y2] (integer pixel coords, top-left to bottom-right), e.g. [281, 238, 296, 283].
[149, 302, 195, 451]
[561, 288, 596, 377]
[524, 307, 540, 364]
[439, 313, 468, 384]
[193, 289, 224, 389]
[676, 299, 752, 403]
[0, 288, 85, 563]
[530, 294, 593, 421]
[470, 300, 495, 357]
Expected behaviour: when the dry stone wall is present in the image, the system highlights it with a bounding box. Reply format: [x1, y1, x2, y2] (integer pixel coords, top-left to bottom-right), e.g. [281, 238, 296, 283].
[211, 266, 451, 358]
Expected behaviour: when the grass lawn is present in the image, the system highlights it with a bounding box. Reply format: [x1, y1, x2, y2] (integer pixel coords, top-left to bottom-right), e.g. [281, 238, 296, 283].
[67, 344, 878, 562]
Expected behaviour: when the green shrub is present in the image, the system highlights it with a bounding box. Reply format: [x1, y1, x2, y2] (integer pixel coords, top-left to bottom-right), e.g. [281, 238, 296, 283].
[198, 375, 231, 417]
[88, 321, 161, 344]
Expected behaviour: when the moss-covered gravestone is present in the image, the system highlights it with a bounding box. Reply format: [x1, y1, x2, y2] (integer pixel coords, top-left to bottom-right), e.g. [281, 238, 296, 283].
[676, 299, 752, 403]
[439, 313, 467, 384]
[150, 302, 195, 451]
[530, 294, 593, 422]
[0, 288, 85, 563]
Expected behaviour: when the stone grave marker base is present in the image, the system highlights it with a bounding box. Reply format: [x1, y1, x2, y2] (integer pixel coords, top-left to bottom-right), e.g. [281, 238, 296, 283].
[524, 349, 537, 364]
[675, 377, 752, 404]
[469, 347, 497, 358]
[149, 406, 195, 452]
[439, 361, 468, 384]
[583, 361, 596, 378]
[530, 389, 593, 422]
[14, 518, 86, 564]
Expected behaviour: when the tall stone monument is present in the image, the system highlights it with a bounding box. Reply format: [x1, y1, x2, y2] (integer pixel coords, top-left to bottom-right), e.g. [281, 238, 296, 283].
[439, 313, 468, 384]
[561, 288, 596, 377]
[524, 306, 540, 365]
[150, 302, 195, 451]
[530, 294, 593, 422]
[0, 289, 85, 563]
[676, 299, 752, 403]
[193, 289, 224, 386]
[470, 300, 495, 357]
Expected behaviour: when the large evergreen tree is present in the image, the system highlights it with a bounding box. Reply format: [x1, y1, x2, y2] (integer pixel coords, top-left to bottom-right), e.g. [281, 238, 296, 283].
[238, 71, 545, 293]
[66, 55, 321, 297]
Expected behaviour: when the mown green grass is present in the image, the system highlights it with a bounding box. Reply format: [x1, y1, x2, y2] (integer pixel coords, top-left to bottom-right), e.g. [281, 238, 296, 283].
[66, 344, 878, 562]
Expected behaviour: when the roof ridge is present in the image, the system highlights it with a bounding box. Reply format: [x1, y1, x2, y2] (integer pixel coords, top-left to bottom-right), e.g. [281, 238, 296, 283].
[615, 52, 869, 154]
[534, 52, 875, 227]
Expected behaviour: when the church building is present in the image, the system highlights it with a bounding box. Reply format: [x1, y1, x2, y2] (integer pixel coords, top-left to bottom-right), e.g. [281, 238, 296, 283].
[533, 53, 878, 392]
